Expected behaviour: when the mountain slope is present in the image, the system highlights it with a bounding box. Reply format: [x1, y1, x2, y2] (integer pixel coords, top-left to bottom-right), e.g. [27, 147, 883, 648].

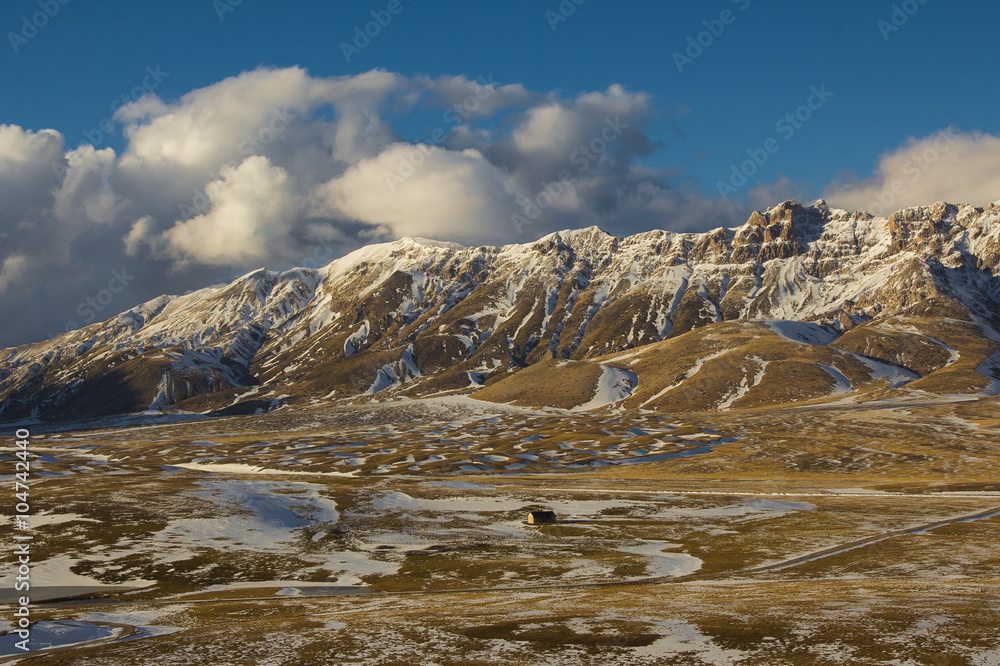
[3, 200, 1000, 421]
[478, 311, 1000, 413]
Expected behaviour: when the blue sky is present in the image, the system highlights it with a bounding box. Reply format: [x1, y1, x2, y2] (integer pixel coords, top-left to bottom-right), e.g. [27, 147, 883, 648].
[3, 0, 995, 197]
[2, 0, 999, 348]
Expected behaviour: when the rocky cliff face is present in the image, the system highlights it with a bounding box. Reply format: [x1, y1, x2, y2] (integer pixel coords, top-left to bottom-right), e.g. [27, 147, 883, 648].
[3, 200, 1000, 421]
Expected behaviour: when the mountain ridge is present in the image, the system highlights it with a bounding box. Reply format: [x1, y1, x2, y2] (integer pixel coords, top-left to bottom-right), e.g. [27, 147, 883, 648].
[3, 199, 1000, 421]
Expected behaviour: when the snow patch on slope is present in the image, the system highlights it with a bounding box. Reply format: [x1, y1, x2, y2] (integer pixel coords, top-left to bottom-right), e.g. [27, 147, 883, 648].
[365, 346, 421, 394]
[573, 365, 638, 411]
[344, 321, 370, 356]
[766, 320, 840, 346]
[718, 357, 768, 410]
[850, 354, 920, 388]
[818, 364, 853, 395]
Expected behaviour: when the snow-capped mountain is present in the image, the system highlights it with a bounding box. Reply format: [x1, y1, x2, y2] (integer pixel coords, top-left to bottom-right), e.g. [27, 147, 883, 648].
[3, 200, 1000, 421]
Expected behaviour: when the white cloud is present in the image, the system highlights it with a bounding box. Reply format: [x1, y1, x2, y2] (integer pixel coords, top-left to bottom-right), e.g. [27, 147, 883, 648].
[0, 124, 62, 164]
[117, 67, 315, 172]
[116, 67, 404, 175]
[511, 84, 650, 159]
[0, 124, 65, 227]
[158, 156, 299, 267]
[54, 145, 120, 225]
[0, 255, 28, 295]
[313, 144, 522, 245]
[470, 84, 657, 202]
[513, 104, 576, 154]
[123, 215, 156, 256]
[823, 129, 1000, 215]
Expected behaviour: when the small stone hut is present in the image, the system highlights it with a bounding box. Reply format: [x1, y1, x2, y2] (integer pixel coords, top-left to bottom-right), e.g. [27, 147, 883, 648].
[527, 510, 557, 524]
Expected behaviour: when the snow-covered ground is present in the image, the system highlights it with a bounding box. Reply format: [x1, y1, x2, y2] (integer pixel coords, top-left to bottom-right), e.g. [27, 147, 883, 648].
[572, 365, 638, 411]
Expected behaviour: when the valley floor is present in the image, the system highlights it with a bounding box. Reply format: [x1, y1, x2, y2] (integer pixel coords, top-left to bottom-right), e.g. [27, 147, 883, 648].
[2, 395, 999, 664]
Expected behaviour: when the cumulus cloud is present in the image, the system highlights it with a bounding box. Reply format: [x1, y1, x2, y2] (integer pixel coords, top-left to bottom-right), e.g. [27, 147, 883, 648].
[0, 125, 65, 228]
[158, 156, 299, 267]
[0, 124, 62, 164]
[480, 84, 657, 194]
[116, 67, 392, 171]
[53, 145, 119, 225]
[313, 145, 523, 244]
[511, 85, 650, 157]
[823, 129, 1000, 215]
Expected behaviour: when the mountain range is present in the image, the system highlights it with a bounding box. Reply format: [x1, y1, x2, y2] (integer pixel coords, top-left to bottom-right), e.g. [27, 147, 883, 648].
[3, 199, 1000, 422]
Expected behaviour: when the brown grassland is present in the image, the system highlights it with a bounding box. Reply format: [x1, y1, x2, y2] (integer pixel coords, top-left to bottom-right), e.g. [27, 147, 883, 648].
[2, 392, 999, 664]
